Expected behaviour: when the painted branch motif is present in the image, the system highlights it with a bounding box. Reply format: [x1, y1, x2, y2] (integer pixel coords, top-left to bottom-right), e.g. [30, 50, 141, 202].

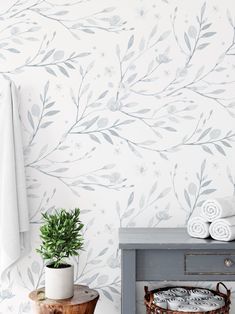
[1, 1, 235, 313]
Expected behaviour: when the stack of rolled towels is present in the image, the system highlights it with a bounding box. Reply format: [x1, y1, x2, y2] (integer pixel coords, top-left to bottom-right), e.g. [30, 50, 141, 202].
[153, 287, 225, 312]
[187, 196, 235, 241]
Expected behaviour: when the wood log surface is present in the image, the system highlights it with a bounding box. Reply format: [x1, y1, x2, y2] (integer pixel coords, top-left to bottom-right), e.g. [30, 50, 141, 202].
[29, 285, 99, 314]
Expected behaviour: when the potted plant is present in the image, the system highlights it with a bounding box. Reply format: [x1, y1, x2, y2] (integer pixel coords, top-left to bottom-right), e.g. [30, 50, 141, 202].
[37, 208, 84, 299]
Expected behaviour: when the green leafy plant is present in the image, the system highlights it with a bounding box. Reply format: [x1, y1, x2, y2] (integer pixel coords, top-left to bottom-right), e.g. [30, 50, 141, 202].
[37, 208, 84, 268]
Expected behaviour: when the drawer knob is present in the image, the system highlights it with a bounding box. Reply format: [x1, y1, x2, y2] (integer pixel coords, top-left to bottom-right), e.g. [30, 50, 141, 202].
[224, 258, 233, 267]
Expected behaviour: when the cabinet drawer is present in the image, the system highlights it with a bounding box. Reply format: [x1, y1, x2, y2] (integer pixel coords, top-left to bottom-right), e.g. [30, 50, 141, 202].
[136, 250, 184, 281]
[185, 253, 235, 275]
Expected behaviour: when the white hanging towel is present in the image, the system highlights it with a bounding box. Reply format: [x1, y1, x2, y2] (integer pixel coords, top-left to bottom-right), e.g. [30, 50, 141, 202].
[0, 79, 29, 279]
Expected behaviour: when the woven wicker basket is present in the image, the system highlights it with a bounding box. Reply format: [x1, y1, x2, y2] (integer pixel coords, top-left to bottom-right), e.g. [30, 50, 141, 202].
[144, 282, 231, 314]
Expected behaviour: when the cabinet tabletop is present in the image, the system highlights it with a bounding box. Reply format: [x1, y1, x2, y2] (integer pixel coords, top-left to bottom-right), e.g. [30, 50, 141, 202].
[29, 285, 99, 305]
[119, 228, 235, 249]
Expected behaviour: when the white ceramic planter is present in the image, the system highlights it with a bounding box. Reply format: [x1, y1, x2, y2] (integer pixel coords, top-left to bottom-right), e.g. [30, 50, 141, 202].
[45, 264, 74, 299]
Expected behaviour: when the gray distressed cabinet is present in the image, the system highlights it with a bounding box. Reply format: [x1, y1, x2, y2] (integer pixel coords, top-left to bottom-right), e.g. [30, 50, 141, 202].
[119, 228, 235, 314]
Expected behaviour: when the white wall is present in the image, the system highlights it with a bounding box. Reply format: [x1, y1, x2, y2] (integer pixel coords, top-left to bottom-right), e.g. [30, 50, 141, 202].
[1, 0, 235, 313]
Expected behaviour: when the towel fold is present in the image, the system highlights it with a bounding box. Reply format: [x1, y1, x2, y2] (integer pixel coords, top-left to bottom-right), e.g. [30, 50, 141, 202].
[187, 216, 210, 239]
[167, 297, 186, 310]
[190, 300, 220, 311]
[170, 287, 188, 297]
[153, 297, 168, 309]
[201, 302, 221, 311]
[209, 216, 235, 241]
[0, 79, 29, 279]
[187, 296, 208, 302]
[154, 290, 176, 298]
[190, 288, 213, 298]
[177, 304, 202, 312]
[201, 197, 235, 222]
[208, 295, 225, 307]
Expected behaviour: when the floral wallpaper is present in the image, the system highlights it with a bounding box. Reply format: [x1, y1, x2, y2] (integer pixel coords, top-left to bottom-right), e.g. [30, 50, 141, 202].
[1, 0, 235, 313]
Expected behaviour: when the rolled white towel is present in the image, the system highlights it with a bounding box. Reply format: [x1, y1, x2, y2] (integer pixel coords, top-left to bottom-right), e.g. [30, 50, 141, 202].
[153, 297, 168, 309]
[190, 300, 220, 311]
[208, 295, 225, 307]
[167, 297, 186, 310]
[209, 216, 235, 241]
[170, 287, 188, 297]
[154, 291, 176, 299]
[190, 288, 213, 298]
[177, 304, 202, 312]
[201, 302, 221, 311]
[201, 197, 235, 222]
[187, 296, 207, 302]
[187, 216, 210, 239]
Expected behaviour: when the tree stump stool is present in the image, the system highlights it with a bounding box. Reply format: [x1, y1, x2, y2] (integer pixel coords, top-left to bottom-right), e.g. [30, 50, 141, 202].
[29, 284, 99, 314]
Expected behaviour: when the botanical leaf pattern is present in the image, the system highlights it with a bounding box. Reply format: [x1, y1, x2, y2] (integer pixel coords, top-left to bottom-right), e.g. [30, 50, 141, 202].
[1, 0, 235, 313]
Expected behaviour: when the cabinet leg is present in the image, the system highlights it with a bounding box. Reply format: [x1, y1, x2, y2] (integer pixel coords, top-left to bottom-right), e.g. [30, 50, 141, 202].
[121, 249, 136, 314]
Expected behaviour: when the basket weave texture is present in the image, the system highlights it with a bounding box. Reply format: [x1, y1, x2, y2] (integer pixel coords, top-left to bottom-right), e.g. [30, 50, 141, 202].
[144, 282, 230, 314]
